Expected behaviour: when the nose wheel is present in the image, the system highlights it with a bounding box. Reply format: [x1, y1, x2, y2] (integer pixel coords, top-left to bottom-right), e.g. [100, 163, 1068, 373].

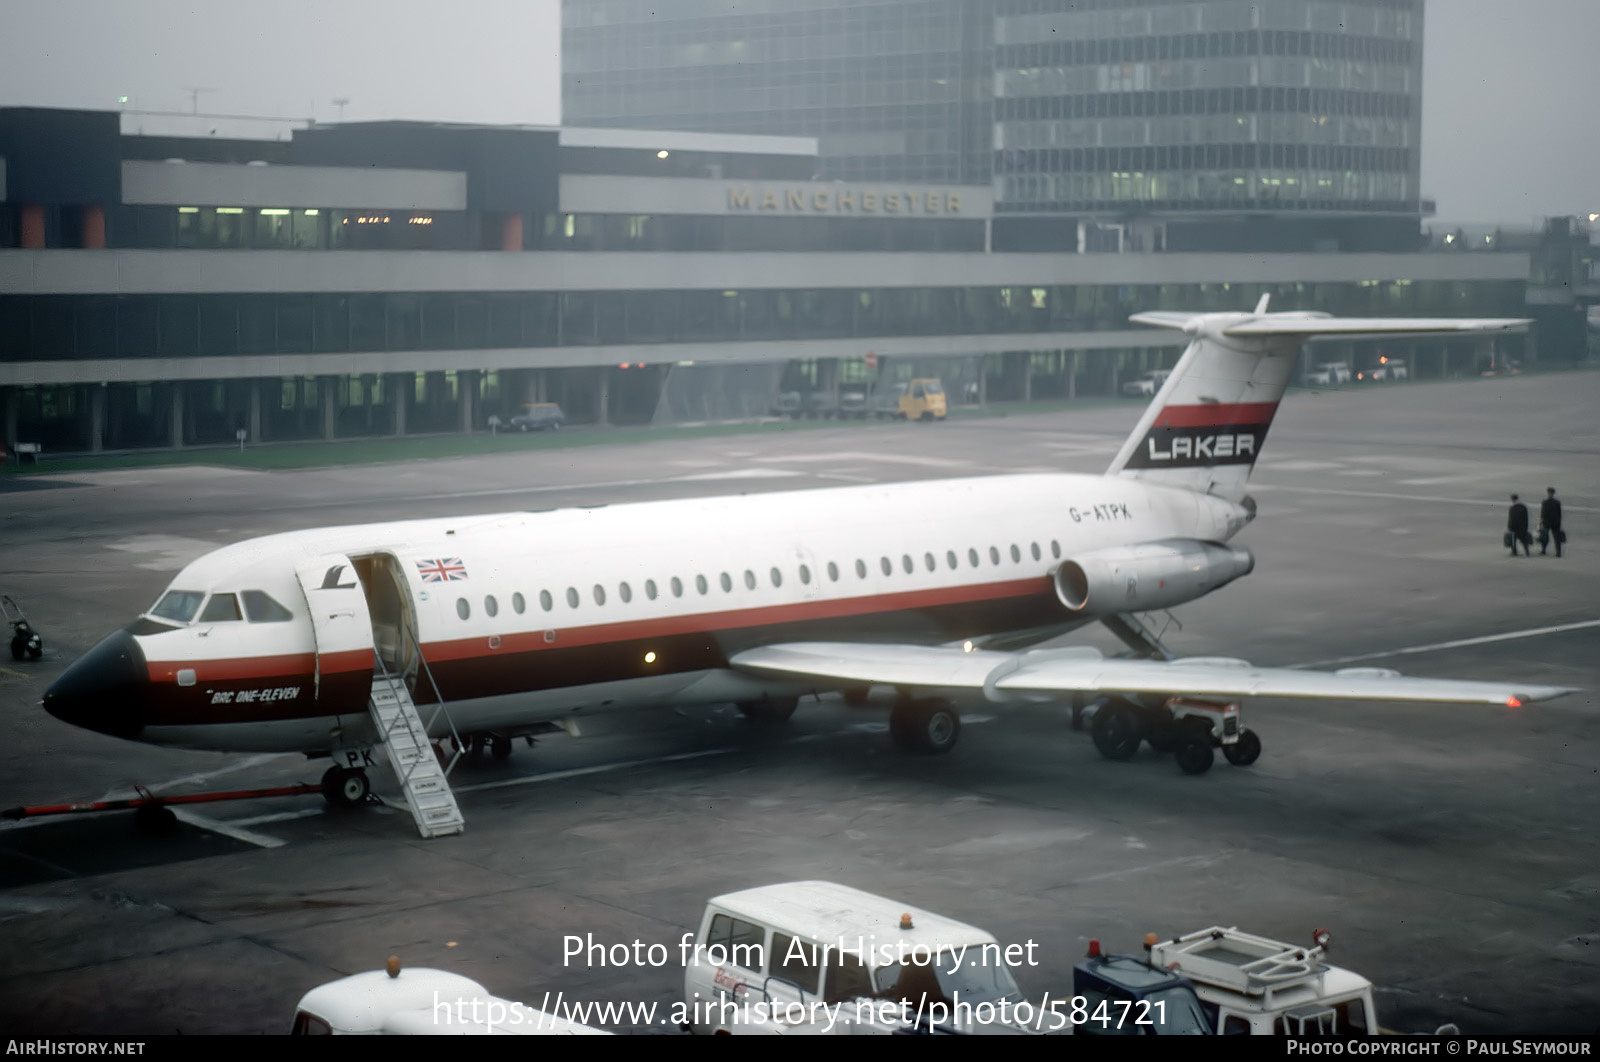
[321, 766, 371, 807]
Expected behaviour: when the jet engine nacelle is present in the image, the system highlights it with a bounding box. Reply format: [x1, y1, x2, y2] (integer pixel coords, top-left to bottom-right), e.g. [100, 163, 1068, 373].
[1053, 538, 1254, 617]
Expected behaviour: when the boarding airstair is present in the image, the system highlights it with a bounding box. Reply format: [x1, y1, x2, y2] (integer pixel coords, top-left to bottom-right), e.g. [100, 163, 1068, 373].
[368, 670, 465, 838]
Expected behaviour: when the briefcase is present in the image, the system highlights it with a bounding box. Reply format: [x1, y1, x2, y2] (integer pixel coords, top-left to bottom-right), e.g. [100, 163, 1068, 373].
[1503, 531, 1514, 549]
[1537, 526, 1550, 549]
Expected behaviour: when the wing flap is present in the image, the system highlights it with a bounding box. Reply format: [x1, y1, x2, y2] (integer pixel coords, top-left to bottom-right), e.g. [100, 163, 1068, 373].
[997, 657, 1572, 706]
[729, 642, 1575, 707]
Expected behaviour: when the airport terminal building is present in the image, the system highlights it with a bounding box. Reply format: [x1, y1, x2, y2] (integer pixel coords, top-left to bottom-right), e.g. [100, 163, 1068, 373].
[0, 104, 1533, 454]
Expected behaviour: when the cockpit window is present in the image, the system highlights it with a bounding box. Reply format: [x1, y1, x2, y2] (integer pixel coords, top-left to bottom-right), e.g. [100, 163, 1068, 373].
[199, 593, 242, 622]
[242, 591, 294, 623]
[151, 590, 205, 623]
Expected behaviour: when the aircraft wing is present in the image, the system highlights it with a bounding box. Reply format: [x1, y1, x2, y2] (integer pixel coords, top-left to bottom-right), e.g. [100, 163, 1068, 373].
[729, 643, 1575, 707]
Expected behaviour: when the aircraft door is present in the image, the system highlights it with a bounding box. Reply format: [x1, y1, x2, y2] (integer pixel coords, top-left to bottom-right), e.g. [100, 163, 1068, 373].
[293, 553, 376, 711]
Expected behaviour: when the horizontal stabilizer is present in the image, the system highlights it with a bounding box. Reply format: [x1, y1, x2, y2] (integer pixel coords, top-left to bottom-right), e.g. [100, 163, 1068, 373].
[1222, 316, 1531, 337]
[730, 642, 1575, 708]
[1128, 311, 1208, 331]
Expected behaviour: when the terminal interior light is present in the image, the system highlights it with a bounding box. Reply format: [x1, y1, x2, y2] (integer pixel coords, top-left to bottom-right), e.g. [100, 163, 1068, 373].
[657, 150, 669, 159]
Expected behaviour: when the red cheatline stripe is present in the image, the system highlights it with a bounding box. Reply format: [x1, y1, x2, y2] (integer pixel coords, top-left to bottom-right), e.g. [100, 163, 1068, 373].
[145, 648, 371, 683]
[1153, 402, 1279, 429]
[417, 579, 1048, 663]
[136, 580, 1052, 681]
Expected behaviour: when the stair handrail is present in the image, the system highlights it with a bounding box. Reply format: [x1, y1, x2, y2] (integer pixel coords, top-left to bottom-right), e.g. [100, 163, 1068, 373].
[400, 625, 469, 779]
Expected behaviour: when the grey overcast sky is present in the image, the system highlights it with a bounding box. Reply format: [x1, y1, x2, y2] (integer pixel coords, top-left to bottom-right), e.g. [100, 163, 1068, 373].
[0, 0, 1594, 226]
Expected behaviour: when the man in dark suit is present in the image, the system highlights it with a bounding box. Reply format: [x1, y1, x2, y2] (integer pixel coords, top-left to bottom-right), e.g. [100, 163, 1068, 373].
[1540, 487, 1564, 557]
[1507, 494, 1531, 556]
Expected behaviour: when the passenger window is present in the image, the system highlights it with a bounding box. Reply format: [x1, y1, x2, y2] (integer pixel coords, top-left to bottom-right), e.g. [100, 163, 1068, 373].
[770, 567, 783, 588]
[1031, 542, 1042, 561]
[705, 914, 766, 972]
[512, 592, 526, 614]
[990, 546, 1001, 565]
[672, 576, 685, 598]
[719, 572, 733, 593]
[619, 582, 632, 603]
[566, 587, 579, 608]
[772, 933, 821, 995]
[540, 590, 553, 611]
[1051, 539, 1061, 559]
[798, 564, 810, 585]
[645, 579, 658, 600]
[827, 954, 873, 1004]
[924, 552, 936, 572]
[1010, 544, 1021, 563]
[199, 593, 241, 622]
[855, 559, 867, 579]
[946, 550, 958, 570]
[901, 554, 914, 574]
[456, 599, 470, 620]
[696, 575, 708, 595]
[880, 557, 892, 576]
[1222, 1014, 1252, 1035]
[242, 590, 293, 623]
[485, 595, 499, 617]
[827, 562, 839, 582]
[744, 570, 757, 590]
[152, 590, 205, 623]
[593, 585, 606, 606]
[968, 548, 980, 567]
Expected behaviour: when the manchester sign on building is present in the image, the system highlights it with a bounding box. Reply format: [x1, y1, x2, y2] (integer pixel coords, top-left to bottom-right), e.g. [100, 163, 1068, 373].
[558, 174, 994, 220]
[727, 184, 969, 216]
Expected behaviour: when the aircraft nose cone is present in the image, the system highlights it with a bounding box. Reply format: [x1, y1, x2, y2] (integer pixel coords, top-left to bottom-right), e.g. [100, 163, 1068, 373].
[43, 629, 147, 740]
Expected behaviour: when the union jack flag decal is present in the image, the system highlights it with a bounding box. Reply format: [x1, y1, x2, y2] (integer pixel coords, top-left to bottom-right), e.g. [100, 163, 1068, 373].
[416, 557, 468, 583]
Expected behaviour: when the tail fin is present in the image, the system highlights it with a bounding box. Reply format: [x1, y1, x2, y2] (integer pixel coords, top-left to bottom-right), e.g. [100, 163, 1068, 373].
[1106, 302, 1531, 500]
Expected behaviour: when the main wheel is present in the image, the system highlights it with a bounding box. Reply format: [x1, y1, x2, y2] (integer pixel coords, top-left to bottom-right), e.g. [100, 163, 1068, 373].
[1222, 729, 1262, 767]
[489, 733, 514, 760]
[737, 697, 798, 724]
[1091, 701, 1142, 761]
[1175, 740, 1215, 775]
[321, 766, 370, 807]
[890, 698, 961, 755]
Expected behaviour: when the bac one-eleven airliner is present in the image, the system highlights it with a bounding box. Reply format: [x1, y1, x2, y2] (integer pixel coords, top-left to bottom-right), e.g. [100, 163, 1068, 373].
[42, 301, 1574, 821]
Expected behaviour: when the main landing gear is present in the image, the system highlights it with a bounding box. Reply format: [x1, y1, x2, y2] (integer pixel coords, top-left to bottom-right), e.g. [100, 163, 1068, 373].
[889, 695, 961, 755]
[451, 731, 521, 761]
[1089, 696, 1261, 776]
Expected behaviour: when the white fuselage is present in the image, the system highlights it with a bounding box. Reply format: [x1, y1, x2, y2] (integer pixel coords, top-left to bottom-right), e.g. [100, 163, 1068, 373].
[48, 472, 1251, 754]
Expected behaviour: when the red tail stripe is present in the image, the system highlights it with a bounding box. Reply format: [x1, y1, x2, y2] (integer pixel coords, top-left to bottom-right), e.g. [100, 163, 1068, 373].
[1154, 402, 1280, 428]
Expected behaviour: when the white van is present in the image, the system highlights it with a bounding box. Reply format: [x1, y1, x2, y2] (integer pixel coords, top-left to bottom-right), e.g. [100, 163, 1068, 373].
[683, 881, 1038, 1035]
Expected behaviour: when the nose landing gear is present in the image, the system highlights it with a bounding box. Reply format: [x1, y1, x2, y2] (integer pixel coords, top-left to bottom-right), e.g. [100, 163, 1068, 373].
[321, 765, 371, 807]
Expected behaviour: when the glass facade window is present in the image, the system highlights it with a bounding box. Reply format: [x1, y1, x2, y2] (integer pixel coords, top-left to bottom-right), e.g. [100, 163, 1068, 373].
[0, 279, 1527, 366]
